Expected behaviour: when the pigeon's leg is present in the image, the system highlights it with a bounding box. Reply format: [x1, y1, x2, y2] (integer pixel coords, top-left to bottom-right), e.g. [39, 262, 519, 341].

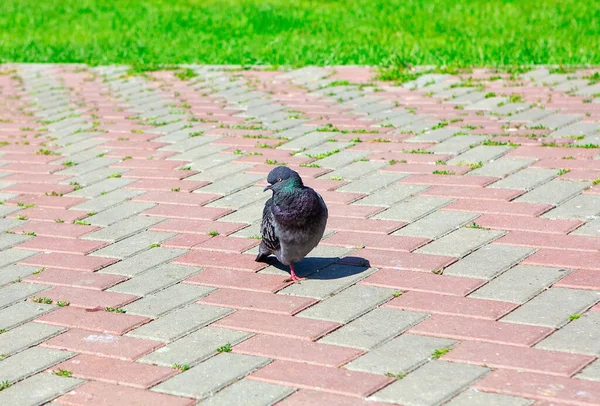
[284, 263, 306, 283]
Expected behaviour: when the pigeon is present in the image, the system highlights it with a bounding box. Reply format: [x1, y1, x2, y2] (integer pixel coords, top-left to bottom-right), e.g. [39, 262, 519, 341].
[256, 166, 328, 282]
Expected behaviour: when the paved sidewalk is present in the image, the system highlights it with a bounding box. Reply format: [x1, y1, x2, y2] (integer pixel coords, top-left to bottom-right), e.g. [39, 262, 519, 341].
[0, 64, 599, 405]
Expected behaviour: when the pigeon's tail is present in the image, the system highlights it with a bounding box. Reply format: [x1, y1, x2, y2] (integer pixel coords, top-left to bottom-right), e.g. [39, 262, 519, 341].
[255, 241, 272, 263]
[255, 252, 271, 263]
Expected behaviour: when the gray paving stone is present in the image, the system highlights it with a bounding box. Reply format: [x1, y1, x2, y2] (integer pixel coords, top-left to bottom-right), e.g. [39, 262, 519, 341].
[63, 167, 129, 188]
[445, 91, 486, 105]
[0, 346, 75, 384]
[0, 283, 49, 310]
[337, 171, 406, 194]
[169, 143, 229, 162]
[0, 373, 83, 406]
[302, 141, 354, 158]
[447, 145, 511, 165]
[516, 179, 591, 205]
[446, 389, 534, 406]
[139, 326, 252, 367]
[0, 323, 65, 357]
[319, 308, 428, 350]
[315, 150, 372, 170]
[534, 114, 581, 130]
[87, 201, 156, 227]
[152, 353, 270, 400]
[353, 184, 429, 207]
[126, 304, 232, 342]
[297, 285, 395, 324]
[370, 360, 489, 406]
[161, 136, 223, 153]
[0, 205, 20, 218]
[488, 168, 557, 190]
[278, 264, 375, 300]
[98, 247, 186, 277]
[407, 127, 463, 143]
[345, 334, 457, 375]
[277, 131, 333, 151]
[217, 200, 265, 224]
[489, 103, 529, 116]
[536, 312, 600, 356]
[108, 263, 200, 296]
[549, 122, 599, 138]
[469, 265, 569, 303]
[82, 215, 165, 242]
[543, 195, 600, 220]
[207, 186, 267, 209]
[571, 218, 600, 237]
[122, 283, 215, 318]
[372, 197, 454, 222]
[195, 173, 264, 196]
[0, 233, 30, 251]
[90, 231, 175, 259]
[393, 211, 480, 240]
[465, 96, 508, 111]
[502, 287, 600, 328]
[416, 228, 504, 258]
[322, 161, 388, 181]
[577, 359, 600, 382]
[55, 157, 119, 177]
[229, 221, 261, 238]
[428, 135, 488, 155]
[0, 265, 39, 287]
[200, 379, 294, 406]
[70, 189, 143, 213]
[443, 244, 535, 280]
[469, 157, 535, 178]
[0, 301, 56, 332]
[502, 109, 557, 123]
[186, 162, 253, 182]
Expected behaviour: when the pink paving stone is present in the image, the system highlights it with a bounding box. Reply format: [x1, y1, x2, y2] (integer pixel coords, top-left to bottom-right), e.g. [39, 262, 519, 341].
[110, 159, 188, 170]
[198, 288, 317, 315]
[409, 314, 553, 347]
[6, 194, 89, 209]
[368, 152, 452, 164]
[125, 179, 209, 192]
[212, 310, 340, 341]
[183, 267, 291, 293]
[590, 303, 600, 312]
[173, 251, 266, 272]
[533, 158, 600, 171]
[248, 360, 394, 398]
[141, 204, 232, 221]
[213, 137, 282, 148]
[554, 270, 600, 290]
[475, 214, 583, 234]
[34, 286, 138, 310]
[50, 354, 177, 389]
[277, 389, 389, 406]
[15, 236, 108, 255]
[399, 174, 499, 187]
[100, 141, 169, 150]
[584, 184, 600, 194]
[350, 142, 433, 152]
[327, 203, 384, 219]
[0, 162, 63, 174]
[36, 306, 149, 335]
[474, 369, 600, 405]
[322, 231, 430, 252]
[193, 235, 260, 253]
[316, 191, 366, 204]
[442, 341, 595, 377]
[150, 218, 247, 235]
[1, 182, 74, 195]
[326, 217, 406, 234]
[359, 269, 485, 296]
[162, 233, 213, 249]
[104, 150, 177, 160]
[442, 199, 553, 216]
[8, 207, 89, 222]
[20, 253, 118, 272]
[508, 146, 599, 160]
[234, 334, 364, 367]
[24, 268, 127, 291]
[121, 168, 199, 180]
[523, 249, 600, 271]
[131, 190, 221, 206]
[419, 185, 525, 201]
[0, 173, 70, 184]
[11, 221, 100, 238]
[384, 291, 517, 320]
[494, 231, 600, 252]
[381, 162, 472, 175]
[340, 248, 457, 272]
[53, 381, 195, 406]
[559, 169, 600, 181]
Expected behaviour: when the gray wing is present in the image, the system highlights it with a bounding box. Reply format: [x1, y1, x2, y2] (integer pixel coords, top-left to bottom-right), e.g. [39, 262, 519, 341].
[260, 198, 280, 252]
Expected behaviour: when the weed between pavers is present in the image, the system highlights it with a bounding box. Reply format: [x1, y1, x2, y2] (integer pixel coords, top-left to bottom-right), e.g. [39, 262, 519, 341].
[172, 363, 190, 371]
[431, 347, 452, 359]
[53, 368, 72, 377]
[216, 343, 232, 353]
[105, 307, 126, 313]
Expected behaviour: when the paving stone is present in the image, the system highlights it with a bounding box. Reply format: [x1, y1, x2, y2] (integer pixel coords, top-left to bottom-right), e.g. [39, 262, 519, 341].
[323, 161, 387, 181]
[87, 201, 156, 227]
[0, 301, 55, 332]
[370, 360, 489, 406]
[201, 379, 294, 406]
[447, 145, 511, 165]
[353, 184, 429, 207]
[0, 322, 65, 356]
[195, 173, 264, 195]
[98, 247, 185, 276]
[217, 200, 267, 223]
[516, 179, 591, 205]
[392, 210, 479, 240]
[0, 282, 49, 310]
[67, 177, 135, 198]
[428, 135, 487, 155]
[152, 353, 270, 400]
[550, 122, 600, 138]
[108, 263, 200, 296]
[543, 194, 600, 220]
[345, 333, 456, 375]
[316, 150, 372, 169]
[127, 304, 233, 342]
[502, 287, 600, 328]
[206, 186, 267, 209]
[318, 308, 427, 350]
[372, 196, 454, 222]
[0, 346, 75, 384]
[90, 231, 176, 259]
[571, 218, 600, 236]
[407, 127, 462, 143]
[70, 188, 143, 213]
[186, 161, 253, 182]
[469, 265, 569, 303]
[0, 248, 37, 268]
[488, 168, 556, 190]
[445, 389, 534, 406]
[336, 171, 406, 194]
[536, 312, 600, 356]
[443, 245, 535, 279]
[277, 131, 333, 151]
[415, 228, 504, 258]
[577, 359, 600, 382]
[82, 215, 165, 242]
[0, 218, 21, 233]
[0, 264, 39, 286]
[0, 373, 84, 406]
[122, 283, 214, 318]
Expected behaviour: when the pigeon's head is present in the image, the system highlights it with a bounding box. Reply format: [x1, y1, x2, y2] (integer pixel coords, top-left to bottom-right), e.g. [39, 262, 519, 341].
[264, 166, 303, 193]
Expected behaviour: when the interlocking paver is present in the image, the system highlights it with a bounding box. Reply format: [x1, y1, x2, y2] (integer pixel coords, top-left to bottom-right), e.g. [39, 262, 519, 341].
[535, 312, 600, 356]
[122, 283, 215, 318]
[445, 389, 534, 406]
[0, 346, 75, 384]
[0, 373, 84, 406]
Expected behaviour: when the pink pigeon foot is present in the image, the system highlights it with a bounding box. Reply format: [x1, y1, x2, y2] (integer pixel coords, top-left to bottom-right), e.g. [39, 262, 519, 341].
[284, 264, 306, 283]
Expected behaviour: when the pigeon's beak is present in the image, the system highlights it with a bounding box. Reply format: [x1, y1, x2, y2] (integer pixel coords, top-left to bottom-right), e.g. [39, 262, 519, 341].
[263, 184, 273, 192]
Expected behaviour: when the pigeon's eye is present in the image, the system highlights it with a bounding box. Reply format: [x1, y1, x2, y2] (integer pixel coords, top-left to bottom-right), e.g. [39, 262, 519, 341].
[277, 178, 282, 182]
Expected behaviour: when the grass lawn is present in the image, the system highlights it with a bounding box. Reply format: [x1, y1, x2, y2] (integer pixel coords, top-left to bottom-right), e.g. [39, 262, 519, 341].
[1, 0, 598, 68]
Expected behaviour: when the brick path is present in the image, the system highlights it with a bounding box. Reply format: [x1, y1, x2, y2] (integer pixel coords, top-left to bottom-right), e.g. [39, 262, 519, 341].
[0, 64, 599, 405]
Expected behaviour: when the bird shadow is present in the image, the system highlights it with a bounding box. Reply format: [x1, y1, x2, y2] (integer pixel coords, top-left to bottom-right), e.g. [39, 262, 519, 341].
[264, 256, 371, 280]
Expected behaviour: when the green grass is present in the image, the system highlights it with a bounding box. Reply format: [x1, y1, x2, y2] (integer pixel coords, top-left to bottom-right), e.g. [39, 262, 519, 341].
[1, 0, 598, 67]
